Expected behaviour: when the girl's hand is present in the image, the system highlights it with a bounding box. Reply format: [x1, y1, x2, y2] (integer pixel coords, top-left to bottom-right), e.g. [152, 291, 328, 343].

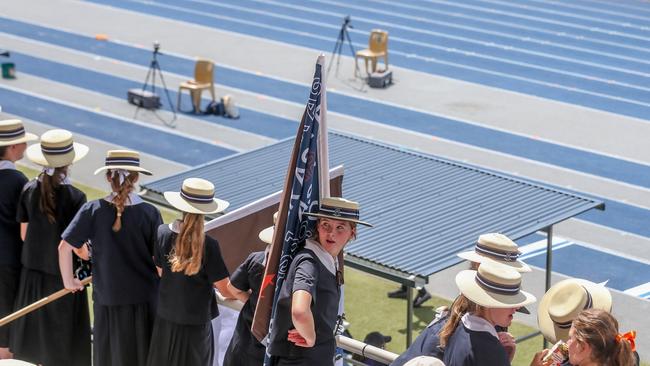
[287, 329, 315, 348]
[498, 332, 516, 362]
[530, 349, 552, 366]
[64, 277, 85, 292]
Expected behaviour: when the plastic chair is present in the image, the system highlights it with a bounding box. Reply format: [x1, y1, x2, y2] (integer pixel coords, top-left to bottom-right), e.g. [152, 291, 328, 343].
[355, 29, 389, 76]
[177, 59, 216, 113]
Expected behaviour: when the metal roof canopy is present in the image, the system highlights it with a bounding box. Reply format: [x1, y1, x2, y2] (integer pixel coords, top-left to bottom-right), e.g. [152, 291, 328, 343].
[141, 132, 604, 287]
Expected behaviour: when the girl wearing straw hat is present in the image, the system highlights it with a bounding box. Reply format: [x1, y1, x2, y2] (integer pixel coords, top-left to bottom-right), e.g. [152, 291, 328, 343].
[223, 212, 277, 366]
[59, 149, 162, 366]
[10, 129, 90, 366]
[267, 197, 372, 366]
[145, 178, 232, 366]
[439, 262, 536, 366]
[0, 119, 36, 360]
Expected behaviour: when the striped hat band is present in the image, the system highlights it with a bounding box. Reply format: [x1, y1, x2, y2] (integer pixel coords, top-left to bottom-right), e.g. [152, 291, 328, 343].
[475, 242, 521, 262]
[105, 156, 140, 167]
[180, 188, 214, 204]
[41, 143, 74, 155]
[475, 272, 521, 296]
[554, 287, 593, 329]
[319, 204, 360, 220]
[0, 126, 25, 139]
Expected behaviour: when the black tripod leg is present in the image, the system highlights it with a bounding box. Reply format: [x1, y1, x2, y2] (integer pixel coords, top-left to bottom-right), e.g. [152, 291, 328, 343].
[152, 62, 177, 127]
[343, 30, 360, 76]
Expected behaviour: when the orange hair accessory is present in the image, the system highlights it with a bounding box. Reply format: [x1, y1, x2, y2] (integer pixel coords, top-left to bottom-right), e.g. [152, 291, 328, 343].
[615, 330, 636, 352]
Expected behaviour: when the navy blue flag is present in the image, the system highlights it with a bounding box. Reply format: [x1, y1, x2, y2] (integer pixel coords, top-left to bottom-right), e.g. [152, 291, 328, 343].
[252, 56, 329, 354]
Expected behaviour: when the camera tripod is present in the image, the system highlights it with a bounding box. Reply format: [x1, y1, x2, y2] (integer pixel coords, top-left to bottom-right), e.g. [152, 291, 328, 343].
[133, 42, 177, 127]
[328, 16, 360, 77]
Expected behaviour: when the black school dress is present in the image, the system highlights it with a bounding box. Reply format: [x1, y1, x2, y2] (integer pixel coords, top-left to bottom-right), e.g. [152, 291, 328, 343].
[0, 163, 27, 348]
[62, 194, 162, 366]
[390, 314, 448, 366]
[222, 250, 266, 366]
[442, 314, 510, 366]
[10, 179, 90, 366]
[267, 240, 340, 366]
[146, 223, 230, 366]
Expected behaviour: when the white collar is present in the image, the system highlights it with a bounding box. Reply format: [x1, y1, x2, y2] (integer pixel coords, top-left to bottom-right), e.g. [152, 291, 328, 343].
[0, 160, 17, 170]
[304, 238, 337, 276]
[169, 219, 181, 233]
[103, 192, 143, 206]
[461, 313, 498, 339]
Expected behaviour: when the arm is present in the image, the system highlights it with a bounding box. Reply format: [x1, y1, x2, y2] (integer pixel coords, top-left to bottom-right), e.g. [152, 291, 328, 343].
[58, 240, 84, 292]
[156, 266, 162, 277]
[74, 242, 90, 261]
[214, 277, 234, 299]
[20, 222, 27, 241]
[498, 332, 516, 363]
[289, 289, 315, 347]
[227, 281, 250, 303]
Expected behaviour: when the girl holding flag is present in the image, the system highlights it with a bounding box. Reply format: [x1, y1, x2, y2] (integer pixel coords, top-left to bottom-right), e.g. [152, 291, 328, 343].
[59, 150, 162, 366]
[11, 129, 90, 366]
[267, 197, 372, 366]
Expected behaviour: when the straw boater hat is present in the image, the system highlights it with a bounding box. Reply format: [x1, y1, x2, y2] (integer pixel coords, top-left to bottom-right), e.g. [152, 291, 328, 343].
[259, 211, 278, 244]
[537, 278, 612, 343]
[455, 261, 536, 309]
[164, 177, 229, 215]
[94, 149, 152, 175]
[457, 233, 531, 273]
[0, 119, 37, 146]
[304, 197, 373, 227]
[403, 356, 446, 366]
[25, 129, 88, 168]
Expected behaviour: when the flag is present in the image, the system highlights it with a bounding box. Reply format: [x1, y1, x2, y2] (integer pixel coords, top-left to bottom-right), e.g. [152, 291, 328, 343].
[251, 55, 329, 351]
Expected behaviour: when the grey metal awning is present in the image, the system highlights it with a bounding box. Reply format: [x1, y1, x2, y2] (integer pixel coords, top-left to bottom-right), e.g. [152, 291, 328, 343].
[141, 132, 604, 285]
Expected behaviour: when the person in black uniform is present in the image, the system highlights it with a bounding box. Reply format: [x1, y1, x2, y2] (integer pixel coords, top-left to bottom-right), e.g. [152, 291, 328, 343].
[10, 129, 91, 366]
[146, 177, 232, 366]
[267, 197, 373, 366]
[59, 149, 162, 366]
[0, 119, 36, 360]
[222, 212, 276, 366]
[440, 262, 536, 366]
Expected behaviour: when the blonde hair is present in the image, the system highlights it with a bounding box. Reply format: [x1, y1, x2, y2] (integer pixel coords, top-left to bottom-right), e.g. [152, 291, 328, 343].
[169, 213, 205, 276]
[572, 309, 634, 366]
[438, 294, 480, 348]
[107, 171, 139, 232]
[39, 166, 68, 223]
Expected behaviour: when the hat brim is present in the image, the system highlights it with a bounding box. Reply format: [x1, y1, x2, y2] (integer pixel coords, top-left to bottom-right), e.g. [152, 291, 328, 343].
[164, 191, 229, 215]
[457, 250, 532, 273]
[0, 132, 38, 147]
[304, 212, 373, 227]
[537, 278, 612, 343]
[258, 226, 274, 244]
[94, 165, 152, 175]
[455, 270, 536, 309]
[26, 142, 89, 168]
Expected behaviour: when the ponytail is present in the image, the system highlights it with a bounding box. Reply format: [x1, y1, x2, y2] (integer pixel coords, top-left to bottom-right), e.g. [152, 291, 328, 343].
[169, 213, 205, 276]
[439, 294, 478, 349]
[107, 171, 139, 232]
[572, 309, 635, 366]
[39, 167, 68, 223]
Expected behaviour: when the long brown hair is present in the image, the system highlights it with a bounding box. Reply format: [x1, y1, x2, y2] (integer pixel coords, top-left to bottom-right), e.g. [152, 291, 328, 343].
[439, 294, 480, 348]
[106, 171, 139, 232]
[572, 309, 635, 366]
[169, 213, 205, 276]
[39, 166, 68, 223]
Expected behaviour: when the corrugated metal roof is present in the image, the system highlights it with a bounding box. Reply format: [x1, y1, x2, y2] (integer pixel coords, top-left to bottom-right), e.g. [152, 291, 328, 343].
[141, 132, 604, 281]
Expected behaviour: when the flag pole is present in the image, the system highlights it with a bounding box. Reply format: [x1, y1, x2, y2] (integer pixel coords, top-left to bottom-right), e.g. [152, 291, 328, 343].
[0, 276, 92, 327]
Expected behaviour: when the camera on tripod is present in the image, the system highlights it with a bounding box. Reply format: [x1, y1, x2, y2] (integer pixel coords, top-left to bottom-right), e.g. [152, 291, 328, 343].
[153, 41, 161, 55]
[343, 15, 353, 29]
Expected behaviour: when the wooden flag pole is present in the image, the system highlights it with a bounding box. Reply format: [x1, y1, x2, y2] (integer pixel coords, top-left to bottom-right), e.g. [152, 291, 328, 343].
[0, 276, 92, 327]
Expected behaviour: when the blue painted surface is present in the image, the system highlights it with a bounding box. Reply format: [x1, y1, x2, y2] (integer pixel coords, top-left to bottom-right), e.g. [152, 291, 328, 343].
[1, 18, 649, 191]
[83, 0, 650, 121]
[0, 87, 235, 165]
[524, 243, 650, 292]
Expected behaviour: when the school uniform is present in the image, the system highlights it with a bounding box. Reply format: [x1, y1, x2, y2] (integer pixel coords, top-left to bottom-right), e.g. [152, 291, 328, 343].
[222, 250, 267, 366]
[268, 239, 341, 366]
[0, 161, 27, 348]
[10, 179, 90, 365]
[62, 193, 162, 366]
[391, 314, 448, 366]
[442, 314, 510, 366]
[146, 222, 230, 366]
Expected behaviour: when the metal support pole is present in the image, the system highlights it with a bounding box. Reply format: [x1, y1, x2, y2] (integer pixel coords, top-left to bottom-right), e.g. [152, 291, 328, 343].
[543, 225, 554, 349]
[406, 285, 413, 347]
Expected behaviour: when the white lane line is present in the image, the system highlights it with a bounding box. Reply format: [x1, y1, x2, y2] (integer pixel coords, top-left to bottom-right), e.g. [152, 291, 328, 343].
[522, 0, 650, 22]
[624, 282, 650, 297]
[519, 239, 572, 260]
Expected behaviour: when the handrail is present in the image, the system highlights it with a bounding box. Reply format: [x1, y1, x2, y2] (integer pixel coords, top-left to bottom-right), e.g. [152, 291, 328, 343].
[216, 294, 399, 365]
